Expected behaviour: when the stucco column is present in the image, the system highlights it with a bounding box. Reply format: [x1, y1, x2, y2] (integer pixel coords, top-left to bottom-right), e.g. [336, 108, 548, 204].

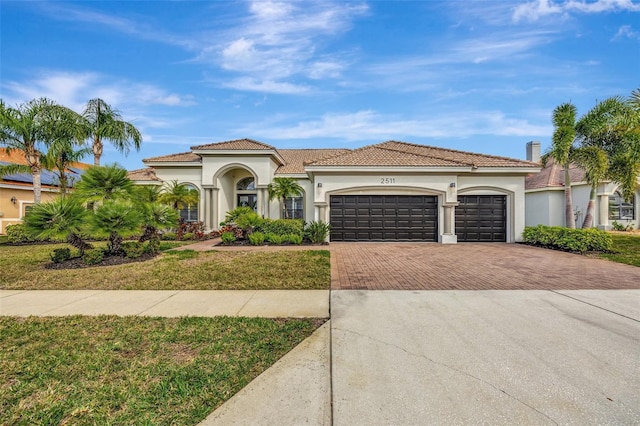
[598, 194, 609, 230]
[203, 188, 211, 229]
[441, 204, 457, 244]
[259, 187, 268, 218]
[212, 188, 220, 228]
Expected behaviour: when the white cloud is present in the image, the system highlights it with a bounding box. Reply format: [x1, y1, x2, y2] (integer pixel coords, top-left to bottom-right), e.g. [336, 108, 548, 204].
[513, 0, 640, 22]
[238, 110, 551, 140]
[221, 77, 310, 95]
[612, 24, 640, 40]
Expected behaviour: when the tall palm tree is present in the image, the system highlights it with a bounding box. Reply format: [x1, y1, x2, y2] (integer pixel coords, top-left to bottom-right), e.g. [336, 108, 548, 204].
[548, 102, 578, 228]
[0, 98, 61, 203]
[42, 139, 92, 194]
[82, 98, 142, 166]
[577, 96, 640, 203]
[267, 177, 303, 219]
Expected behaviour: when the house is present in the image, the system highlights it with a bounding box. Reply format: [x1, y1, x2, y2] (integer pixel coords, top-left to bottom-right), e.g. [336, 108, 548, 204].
[130, 139, 540, 243]
[524, 141, 639, 230]
[0, 149, 89, 234]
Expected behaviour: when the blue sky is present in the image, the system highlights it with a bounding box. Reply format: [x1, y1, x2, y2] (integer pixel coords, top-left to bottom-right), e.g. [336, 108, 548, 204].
[2, 0, 639, 170]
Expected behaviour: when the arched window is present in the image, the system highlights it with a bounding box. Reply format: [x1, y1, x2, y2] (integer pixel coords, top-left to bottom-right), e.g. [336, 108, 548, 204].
[236, 177, 255, 190]
[609, 190, 635, 220]
[179, 184, 199, 222]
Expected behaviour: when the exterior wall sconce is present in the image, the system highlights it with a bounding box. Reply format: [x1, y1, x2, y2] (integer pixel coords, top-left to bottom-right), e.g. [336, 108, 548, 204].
[317, 183, 322, 188]
[10, 196, 18, 205]
[449, 182, 456, 188]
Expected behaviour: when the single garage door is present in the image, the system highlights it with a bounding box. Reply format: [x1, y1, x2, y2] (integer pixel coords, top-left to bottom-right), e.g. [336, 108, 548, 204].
[330, 195, 438, 242]
[456, 195, 506, 242]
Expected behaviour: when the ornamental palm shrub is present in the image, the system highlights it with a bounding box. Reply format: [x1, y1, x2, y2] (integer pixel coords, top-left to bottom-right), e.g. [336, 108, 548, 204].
[223, 206, 254, 224]
[74, 164, 134, 204]
[137, 202, 179, 242]
[235, 211, 264, 237]
[304, 221, 331, 244]
[22, 196, 93, 255]
[91, 200, 143, 255]
[248, 232, 265, 245]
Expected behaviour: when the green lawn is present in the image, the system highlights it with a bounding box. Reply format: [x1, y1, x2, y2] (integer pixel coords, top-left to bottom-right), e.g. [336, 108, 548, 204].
[0, 243, 330, 290]
[598, 232, 640, 267]
[0, 315, 325, 425]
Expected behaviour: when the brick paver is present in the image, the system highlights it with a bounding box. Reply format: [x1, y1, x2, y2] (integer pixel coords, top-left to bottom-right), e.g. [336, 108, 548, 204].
[330, 243, 640, 290]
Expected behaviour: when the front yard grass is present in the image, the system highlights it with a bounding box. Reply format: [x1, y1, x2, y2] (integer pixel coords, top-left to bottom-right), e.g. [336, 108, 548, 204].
[598, 233, 640, 267]
[0, 244, 330, 290]
[0, 315, 325, 425]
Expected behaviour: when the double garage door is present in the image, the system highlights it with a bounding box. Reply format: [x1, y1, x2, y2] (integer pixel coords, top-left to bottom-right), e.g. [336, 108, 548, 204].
[330, 194, 506, 242]
[330, 195, 438, 242]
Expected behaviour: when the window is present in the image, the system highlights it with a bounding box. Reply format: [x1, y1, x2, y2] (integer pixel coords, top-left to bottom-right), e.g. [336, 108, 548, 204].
[284, 196, 304, 219]
[609, 190, 635, 220]
[236, 177, 255, 190]
[179, 184, 199, 222]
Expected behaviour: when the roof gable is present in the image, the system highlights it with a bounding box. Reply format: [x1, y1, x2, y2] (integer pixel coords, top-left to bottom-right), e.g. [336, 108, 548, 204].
[525, 158, 587, 190]
[143, 151, 201, 163]
[191, 138, 276, 151]
[276, 149, 351, 174]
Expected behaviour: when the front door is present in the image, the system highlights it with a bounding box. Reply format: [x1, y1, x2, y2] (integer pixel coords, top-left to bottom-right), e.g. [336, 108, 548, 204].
[237, 194, 258, 211]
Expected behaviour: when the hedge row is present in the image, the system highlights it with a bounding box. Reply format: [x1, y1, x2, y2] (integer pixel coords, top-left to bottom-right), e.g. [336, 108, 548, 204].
[522, 225, 612, 253]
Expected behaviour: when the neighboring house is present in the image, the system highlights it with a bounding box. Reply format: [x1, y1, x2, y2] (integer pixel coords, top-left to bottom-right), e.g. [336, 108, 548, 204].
[524, 141, 639, 230]
[0, 149, 89, 234]
[129, 139, 539, 243]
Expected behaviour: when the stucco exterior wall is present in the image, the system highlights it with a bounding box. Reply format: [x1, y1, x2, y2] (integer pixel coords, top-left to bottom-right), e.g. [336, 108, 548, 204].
[0, 186, 61, 234]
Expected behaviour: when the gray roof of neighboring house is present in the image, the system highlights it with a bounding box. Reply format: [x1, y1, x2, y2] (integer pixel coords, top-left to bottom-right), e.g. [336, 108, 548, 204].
[0, 161, 85, 187]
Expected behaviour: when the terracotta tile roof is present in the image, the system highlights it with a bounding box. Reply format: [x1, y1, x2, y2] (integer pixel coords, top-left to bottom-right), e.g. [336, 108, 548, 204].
[191, 138, 277, 151]
[128, 168, 161, 182]
[0, 148, 91, 170]
[143, 151, 201, 163]
[525, 158, 586, 190]
[307, 141, 537, 168]
[276, 149, 351, 174]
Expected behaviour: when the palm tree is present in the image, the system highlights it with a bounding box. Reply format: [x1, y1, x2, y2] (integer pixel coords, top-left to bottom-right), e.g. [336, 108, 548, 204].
[547, 103, 578, 228]
[82, 98, 142, 166]
[22, 197, 93, 255]
[74, 164, 134, 204]
[42, 139, 91, 194]
[0, 98, 61, 203]
[572, 146, 608, 228]
[158, 180, 199, 210]
[134, 184, 163, 203]
[267, 177, 303, 219]
[91, 200, 143, 255]
[577, 96, 640, 204]
[137, 202, 179, 242]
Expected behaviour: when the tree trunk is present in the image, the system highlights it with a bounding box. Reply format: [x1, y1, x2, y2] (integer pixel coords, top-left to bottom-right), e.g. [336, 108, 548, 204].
[564, 165, 575, 228]
[93, 137, 103, 166]
[108, 231, 123, 255]
[67, 232, 93, 256]
[581, 186, 597, 228]
[32, 170, 42, 204]
[281, 196, 289, 219]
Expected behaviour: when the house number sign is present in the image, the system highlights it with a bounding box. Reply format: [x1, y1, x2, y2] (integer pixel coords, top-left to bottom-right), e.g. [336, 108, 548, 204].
[380, 177, 396, 184]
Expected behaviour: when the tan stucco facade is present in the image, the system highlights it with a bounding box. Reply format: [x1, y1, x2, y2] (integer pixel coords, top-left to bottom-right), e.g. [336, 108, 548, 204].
[0, 184, 60, 234]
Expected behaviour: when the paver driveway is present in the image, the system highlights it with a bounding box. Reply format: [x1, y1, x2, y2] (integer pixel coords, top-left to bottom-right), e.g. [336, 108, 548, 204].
[330, 242, 640, 290]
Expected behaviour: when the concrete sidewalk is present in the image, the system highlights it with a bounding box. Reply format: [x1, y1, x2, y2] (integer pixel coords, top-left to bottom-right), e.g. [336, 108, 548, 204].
[0, 290, 329, 318]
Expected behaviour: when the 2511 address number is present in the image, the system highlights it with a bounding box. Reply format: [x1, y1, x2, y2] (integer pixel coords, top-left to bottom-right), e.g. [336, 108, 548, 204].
[380, 178, 396, 184]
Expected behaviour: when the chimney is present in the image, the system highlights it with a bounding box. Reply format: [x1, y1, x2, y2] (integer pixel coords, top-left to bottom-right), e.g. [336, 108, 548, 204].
[526, 141, 541, 163]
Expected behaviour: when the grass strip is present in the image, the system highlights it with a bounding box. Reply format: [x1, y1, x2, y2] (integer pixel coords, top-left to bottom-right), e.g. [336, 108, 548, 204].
[0, 315, 325, 425]
[598, 233, 640, 267]
[0, 244, 330, 290]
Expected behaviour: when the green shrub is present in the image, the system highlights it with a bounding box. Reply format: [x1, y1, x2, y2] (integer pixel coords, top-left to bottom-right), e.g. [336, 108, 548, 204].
[248, 232, 266, 245]
[221, 231, 236, 244]
[144, 237, 161, 254]
[122, 241, 145, 259]
[522, 225, 612, 253]
[287, 233, 303, 245]
[266, 233, 286, 245]
[256, 219, 304, 237]
[82, 249, 104, 265]
[181, 232, 195, 241]
[6, 224, 37, 243]
[304, 221, 331, 244]
[235, 211, 264, 233]
[161, 232, 176, 241]
[50, 248, 71, 263]
[611, 221, 634, 232]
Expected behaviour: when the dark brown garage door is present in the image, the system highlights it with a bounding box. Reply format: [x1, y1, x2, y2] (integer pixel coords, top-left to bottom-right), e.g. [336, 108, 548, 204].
[330, 195, 438, 242]
[456, 195, 506, 242]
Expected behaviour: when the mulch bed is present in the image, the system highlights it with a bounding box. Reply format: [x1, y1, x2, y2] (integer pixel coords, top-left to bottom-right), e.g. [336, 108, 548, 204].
[214, 241, 329, 247]
[44, 253, 158, 270]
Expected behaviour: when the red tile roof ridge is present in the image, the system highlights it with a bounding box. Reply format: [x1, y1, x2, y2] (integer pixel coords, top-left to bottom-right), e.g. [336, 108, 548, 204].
[190, 138, 277, 151]
[379, 140, 537, 165]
